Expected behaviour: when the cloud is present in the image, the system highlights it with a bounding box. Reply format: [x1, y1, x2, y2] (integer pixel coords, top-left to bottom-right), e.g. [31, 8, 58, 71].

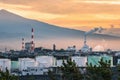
[1, 0, 120, 15]
[26, 0, 120, 15]
[0, 0, 120, 29]
[0, 0, 30, 4]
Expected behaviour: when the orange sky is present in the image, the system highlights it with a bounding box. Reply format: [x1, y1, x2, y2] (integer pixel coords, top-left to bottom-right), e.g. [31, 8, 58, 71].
[0, 0, 120, 30]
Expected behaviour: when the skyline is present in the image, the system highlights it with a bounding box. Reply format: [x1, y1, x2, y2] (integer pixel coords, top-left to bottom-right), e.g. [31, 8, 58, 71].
[0, 7, 120, 51]
[0, 0, 120, 30]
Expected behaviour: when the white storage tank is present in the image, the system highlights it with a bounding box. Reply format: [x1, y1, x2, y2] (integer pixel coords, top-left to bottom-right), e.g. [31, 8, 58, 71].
[72, 56, 87, 67]
[36, 56, 56, 67]
[55, 60, 67, 67]
[0, 59, 11, 72]
[19, 58, 38, 71]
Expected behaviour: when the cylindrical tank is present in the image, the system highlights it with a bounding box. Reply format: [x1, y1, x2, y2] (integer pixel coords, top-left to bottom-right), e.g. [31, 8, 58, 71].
[35, 56, 56, 67]
[56, 60, 67, 67]
[11, 61, 19, 70]
[72, 56, 87, 67]
[0, 59, 11, 72]
[19, 58, 36, 71]
[87, 56, 101, 66]
[101, 55, 113, 67]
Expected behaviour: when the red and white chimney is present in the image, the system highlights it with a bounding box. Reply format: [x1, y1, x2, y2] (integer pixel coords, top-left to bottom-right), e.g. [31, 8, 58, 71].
[31, 28, 35, 52]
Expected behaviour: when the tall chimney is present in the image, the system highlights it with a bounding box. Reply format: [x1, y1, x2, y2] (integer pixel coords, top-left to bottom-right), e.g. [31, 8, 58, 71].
[31, 28, 34, 52]
[22, 38, 24, 50]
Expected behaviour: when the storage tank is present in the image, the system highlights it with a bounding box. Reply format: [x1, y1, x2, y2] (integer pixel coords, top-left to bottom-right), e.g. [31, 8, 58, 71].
[36, 56, 56, 67]
[101, 55, 113, 67]
[19, 58, 37, 71]
[0, 59, 11, 72]
[11, 61, 19, 70]
[72, 56, 87, 67]
[55, 60, 67, 67]
[87, 55, 113, 67]
[87, 56, 101, 66]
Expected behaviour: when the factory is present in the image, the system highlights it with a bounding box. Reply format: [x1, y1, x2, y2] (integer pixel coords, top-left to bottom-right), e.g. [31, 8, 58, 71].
[80, 27, 105, 53]
[22, 28, 35, 53]
[66, 45, 76, 52]
[0, 27, 120, 79]
[0, 54, 120, 76]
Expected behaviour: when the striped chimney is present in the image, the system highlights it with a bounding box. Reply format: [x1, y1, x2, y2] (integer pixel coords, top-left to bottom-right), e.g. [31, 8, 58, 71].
[31, 28, 34, 52]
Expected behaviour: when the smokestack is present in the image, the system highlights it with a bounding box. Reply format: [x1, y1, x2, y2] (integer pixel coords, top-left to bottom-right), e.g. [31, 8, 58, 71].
[31, 28, 34, 52]
[53, 44, 56, 51]
[22, 38, 24, 50]
[85, 27, 104, 35]
[84, 27, 105, 45]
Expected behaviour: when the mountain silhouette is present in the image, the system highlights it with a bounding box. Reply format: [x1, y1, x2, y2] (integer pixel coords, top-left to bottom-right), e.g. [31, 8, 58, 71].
[0, 9, 119, 50]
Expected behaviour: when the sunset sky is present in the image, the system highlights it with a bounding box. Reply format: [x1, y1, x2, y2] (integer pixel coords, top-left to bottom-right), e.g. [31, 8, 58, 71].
[0, 0, 120, 30]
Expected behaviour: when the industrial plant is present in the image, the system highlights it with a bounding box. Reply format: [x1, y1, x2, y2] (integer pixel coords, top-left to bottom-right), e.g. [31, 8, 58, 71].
[0, 27, 120, 80]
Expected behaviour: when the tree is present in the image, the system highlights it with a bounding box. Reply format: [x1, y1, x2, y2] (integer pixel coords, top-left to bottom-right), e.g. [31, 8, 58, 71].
[0, 68, 18, 80]
[48, 69, 56, 80]
[86, 58, 112, 80]
[117, 64, 120, 80]
[26, 75, 35, 80]
[48, 58, 83, 80]
[60, 58, 82, 80]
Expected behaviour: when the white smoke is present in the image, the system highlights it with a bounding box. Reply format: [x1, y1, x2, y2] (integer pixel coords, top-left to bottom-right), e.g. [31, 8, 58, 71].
[85, 27, 105, 35]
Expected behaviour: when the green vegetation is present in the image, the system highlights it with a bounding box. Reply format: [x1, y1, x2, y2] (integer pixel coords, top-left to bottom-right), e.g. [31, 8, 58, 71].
[61, 58, 82, 80]
[86, 58, 112, 80]
[0, 68, 18, 80]
[48, 58, 113, 80]
[48, 70, 56, 80]
[117, 64, 120, 80]
[48, 58, 82, 80]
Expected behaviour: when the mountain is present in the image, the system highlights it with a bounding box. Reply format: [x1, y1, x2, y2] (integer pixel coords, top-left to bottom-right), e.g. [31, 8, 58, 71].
[0, 9, 86, 39]
[0, 9, 120, 50]
[101, 27, 120, 37]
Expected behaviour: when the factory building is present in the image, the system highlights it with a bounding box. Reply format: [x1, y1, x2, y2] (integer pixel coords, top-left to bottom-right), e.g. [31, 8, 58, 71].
[25, 42, 32, 51]
[22, 28, 35, 53]
[22, 67, 48, 75]
[66, 45, 76, 52]
[80, 27, 104, 53]
[25, 42, 35, 52]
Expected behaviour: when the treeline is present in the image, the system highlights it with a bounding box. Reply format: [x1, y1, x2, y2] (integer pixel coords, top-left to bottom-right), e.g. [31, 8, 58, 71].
[48, 58, 120, 80]
[0, 68, 18, 80]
